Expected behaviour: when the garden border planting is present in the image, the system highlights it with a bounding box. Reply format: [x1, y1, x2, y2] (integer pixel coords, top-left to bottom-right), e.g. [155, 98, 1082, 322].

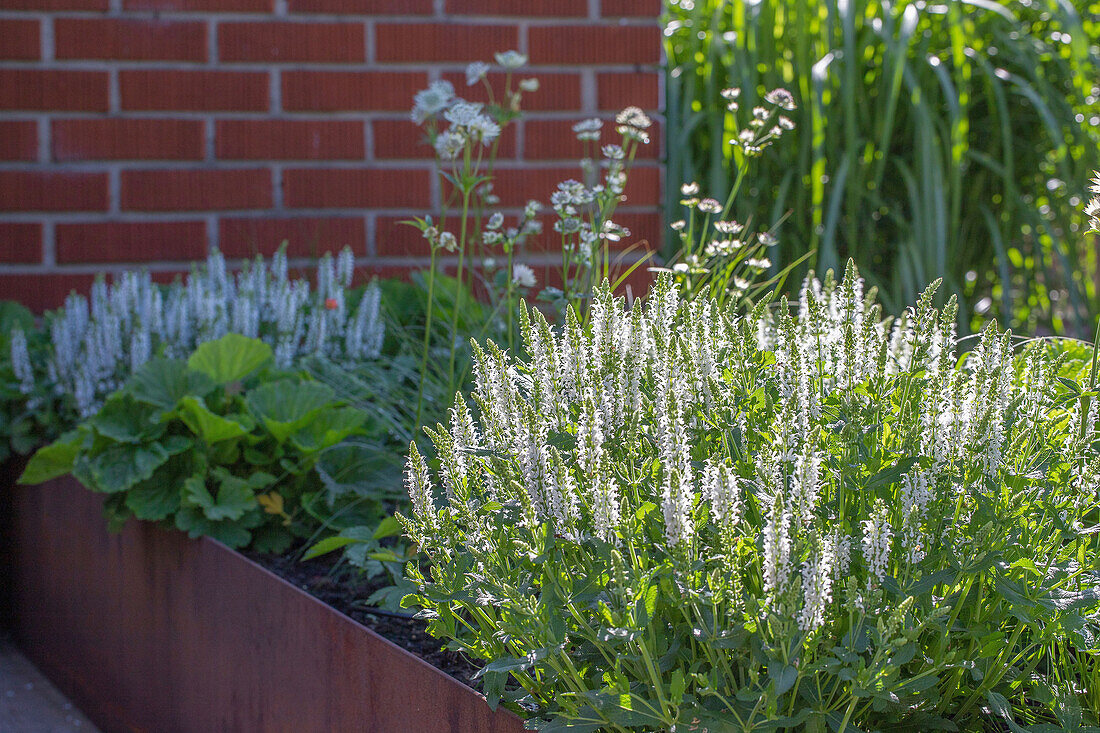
[3, 471, 524, 733]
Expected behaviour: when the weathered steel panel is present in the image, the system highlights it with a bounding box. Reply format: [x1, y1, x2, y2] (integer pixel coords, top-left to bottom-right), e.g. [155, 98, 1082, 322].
[5, 474, 525, 733]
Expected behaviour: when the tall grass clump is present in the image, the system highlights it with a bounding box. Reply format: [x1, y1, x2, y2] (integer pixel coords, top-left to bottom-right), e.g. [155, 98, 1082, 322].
[401, 264, 1100, 730]
[665, 0, 1100, 335]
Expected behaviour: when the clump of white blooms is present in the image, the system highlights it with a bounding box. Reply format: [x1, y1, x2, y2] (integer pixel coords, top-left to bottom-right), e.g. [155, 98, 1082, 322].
[20, 248, 383, 418]
[511, 263, 537, 288]
[398, 243, 1100, 728]
[725, 86, 796, 157]
[403, 259, 1100, 680]
[412, 50, 536, 160]
[549, 111, 649, 270]
[664, 88, 797, 306]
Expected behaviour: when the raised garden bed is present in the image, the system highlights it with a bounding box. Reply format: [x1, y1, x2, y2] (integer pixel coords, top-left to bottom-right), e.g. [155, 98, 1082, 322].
[2, 471, 524, 733]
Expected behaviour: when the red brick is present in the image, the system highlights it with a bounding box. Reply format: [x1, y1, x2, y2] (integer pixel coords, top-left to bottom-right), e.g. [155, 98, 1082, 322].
[121, 169, 272, 211]
[55, 19, 207, 62]
[0, 274, 97, 313]
[0, 70, 108, 112]
[0, 120, 38, 161]
[372, 120, 433, 160]
[282, 71, 426, 112]
[0, 20, 40, 60]
[525, 119, 593, 160]
[219, 22, 364, 64]
[528, 25, 660, 65]
[124, 0, 273, 10]
[612, 211, 662, 250]
[447, 0, 586, 15]
[4, 0, 106, 9]
[525, 118, 659, 160]
[375, 23, 518, 63]
[288, 0, 431, 11]
[52, 119, 205, 161]
[372, 118, 516, 159]
[55, 221, 208, 263]
[219, 217, 365, 257]
[0, 223, 42, 263]
[598, 72, 660, 111]
[283, 169, 430, 208]
[601, 0, 660, 16]
[351, 265, 413, 284]
[120, 70, 268, 111]
[0, 172, 108, 212]
[441, 71, 582, 112]
[216, 120, 363, 160]
[490, 164, 660, 207]
[472, 166, 568, 206]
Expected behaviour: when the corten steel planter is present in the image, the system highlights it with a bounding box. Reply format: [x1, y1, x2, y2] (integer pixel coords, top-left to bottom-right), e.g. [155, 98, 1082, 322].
[3, 473, 526, 733]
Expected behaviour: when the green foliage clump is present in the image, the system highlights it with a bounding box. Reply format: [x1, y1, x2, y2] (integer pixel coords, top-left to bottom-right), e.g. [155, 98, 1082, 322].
[401, 269, 1100, 731]
[22, 334, 397, 552]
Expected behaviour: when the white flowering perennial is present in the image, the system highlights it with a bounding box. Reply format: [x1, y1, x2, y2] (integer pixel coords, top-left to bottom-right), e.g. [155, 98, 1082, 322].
[401, 262, 1100, 729]
[18, 248, 383, 418]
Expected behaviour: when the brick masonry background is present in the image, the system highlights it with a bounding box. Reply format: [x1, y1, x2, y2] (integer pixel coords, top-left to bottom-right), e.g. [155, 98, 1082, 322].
[0, 0, 663, 311]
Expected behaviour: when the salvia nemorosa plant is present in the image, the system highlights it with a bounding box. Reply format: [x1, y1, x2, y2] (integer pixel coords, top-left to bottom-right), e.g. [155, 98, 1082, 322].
[400, 264, 1100, 730]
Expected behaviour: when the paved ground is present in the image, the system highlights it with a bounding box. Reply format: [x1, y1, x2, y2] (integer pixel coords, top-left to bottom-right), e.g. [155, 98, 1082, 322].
[0, 634, 99, 732]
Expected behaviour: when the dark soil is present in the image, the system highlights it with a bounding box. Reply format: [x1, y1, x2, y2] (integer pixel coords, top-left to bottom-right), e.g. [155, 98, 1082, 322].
[244, 549, 484, 689]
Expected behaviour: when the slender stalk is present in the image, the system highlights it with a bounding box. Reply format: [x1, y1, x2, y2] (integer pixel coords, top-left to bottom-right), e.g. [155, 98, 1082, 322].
[414, 245, 438, 432]
[448, 175, 474, 393]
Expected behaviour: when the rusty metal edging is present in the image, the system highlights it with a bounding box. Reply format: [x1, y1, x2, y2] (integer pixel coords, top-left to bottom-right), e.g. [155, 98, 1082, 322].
[3, 472, 526, 733]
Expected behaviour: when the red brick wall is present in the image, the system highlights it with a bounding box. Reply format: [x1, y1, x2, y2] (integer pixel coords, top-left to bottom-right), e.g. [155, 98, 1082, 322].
[0, 0, 662, 311]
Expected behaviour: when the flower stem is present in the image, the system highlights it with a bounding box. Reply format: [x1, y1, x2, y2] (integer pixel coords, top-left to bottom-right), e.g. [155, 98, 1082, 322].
[448, 179, 474, 393]
[415, 246, 437, 432]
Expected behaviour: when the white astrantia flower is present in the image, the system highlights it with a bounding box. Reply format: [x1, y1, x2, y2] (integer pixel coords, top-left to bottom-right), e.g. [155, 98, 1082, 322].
[764, 87, 797, 110]
[434, 129, 467, 160]
[466, 61, 490, 86]
[572, 118, 603, 142]
[518, 77, 539, 92]
[494, 50, 528, 69]
[467, 115, 501, 143]
[438, 231, 458, 252]
[602, 144, 625, 161]
[697, 198, 722, 214]
[616, 106, 652, 130]
[411, 80, 455, 124]
[444, 101, 484, 127]
[512, 263, 537, 288]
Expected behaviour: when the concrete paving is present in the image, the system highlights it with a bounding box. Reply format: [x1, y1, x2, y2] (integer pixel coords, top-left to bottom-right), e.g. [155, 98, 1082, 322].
[0, 634, 99, 732]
